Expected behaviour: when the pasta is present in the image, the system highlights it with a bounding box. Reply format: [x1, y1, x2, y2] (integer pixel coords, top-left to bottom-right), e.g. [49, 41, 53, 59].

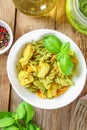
[17, 40, 78, 99]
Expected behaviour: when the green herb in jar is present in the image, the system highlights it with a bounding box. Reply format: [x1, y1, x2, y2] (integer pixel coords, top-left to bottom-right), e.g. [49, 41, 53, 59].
[66, 0, 87, 35]
[79, 0, 87, 18]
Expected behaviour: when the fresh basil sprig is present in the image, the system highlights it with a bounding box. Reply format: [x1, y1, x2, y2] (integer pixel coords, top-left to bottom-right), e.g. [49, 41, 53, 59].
[0, 101, 40, 130]
[42, 34, 62, 53]
[61, 42, 70, 54]
[42, 34, 74, 75]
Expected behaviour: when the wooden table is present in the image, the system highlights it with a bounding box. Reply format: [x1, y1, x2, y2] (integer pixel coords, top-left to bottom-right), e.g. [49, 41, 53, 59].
[0, 0, 87, 130]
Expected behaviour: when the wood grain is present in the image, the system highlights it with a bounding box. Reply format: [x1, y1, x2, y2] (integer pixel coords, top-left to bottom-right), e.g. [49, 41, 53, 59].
[0, 0, 15, 111]
[69, 95, 87, 130]
[0, 0, 87, 130]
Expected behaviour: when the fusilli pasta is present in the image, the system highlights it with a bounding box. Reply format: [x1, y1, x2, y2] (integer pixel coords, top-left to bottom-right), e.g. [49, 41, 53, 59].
[17, 40, 78, 99]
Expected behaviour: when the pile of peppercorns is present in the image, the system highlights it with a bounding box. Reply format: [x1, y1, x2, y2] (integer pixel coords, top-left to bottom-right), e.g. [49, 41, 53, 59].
[0, 25, 10, 49]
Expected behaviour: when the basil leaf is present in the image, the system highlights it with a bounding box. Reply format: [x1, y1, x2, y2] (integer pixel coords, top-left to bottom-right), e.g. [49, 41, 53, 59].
[33, 123, 41, 130]
[59, 55, 74, 76]
[0, 117, 15, 127]
[15, 102, 26, 120]
[27, 122, 41, 130]
[42, 34, 62, 53]
[16, 122, 25, 130]
[23, 102, 35, 123]
[27, 122, 35, 130]
[0, 112, 14, 119]
[56, 53, 74, 75]
[56, 52, 63, 62]
[16, 101, 35, 123]
[61, 42, 70, 54]
[2, 125, 19, 130]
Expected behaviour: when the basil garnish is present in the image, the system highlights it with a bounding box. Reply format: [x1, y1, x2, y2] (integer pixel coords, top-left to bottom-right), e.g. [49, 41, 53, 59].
[42, 34, 74, 75]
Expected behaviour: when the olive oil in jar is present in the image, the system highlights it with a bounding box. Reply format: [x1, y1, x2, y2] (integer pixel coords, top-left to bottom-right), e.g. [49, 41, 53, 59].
[13, 0, 58, 16]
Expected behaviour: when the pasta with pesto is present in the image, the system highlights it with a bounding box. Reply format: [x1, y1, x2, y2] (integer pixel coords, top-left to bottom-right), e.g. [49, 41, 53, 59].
[17, 40, 78, 99]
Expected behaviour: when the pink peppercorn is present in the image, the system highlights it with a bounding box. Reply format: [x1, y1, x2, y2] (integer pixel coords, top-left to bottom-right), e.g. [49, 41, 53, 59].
[0, 25, 10, 49]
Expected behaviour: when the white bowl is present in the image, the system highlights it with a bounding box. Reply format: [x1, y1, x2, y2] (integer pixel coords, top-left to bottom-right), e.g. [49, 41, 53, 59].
[0, 20, 13, 55]
[7, 29, 86, 109]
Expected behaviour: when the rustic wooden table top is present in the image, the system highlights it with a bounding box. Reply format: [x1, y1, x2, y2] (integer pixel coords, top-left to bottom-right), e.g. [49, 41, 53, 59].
[0, 0, 87, 130]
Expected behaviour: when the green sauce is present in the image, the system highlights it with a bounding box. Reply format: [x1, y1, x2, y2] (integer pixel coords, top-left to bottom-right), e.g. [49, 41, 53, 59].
[79, 0, 87, 18]
[66, 0, 87, 35]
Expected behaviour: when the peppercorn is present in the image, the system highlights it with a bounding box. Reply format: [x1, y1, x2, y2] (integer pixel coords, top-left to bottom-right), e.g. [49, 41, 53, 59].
[0, 25, 10, 50]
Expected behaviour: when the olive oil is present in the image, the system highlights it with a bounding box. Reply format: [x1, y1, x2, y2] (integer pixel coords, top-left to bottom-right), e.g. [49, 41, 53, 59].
[13, 0, 58, 16]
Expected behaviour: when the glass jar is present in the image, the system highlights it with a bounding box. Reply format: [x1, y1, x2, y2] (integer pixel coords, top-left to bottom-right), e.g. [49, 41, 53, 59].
[66, 0, 87, 35]
[13, 0, 58, 17]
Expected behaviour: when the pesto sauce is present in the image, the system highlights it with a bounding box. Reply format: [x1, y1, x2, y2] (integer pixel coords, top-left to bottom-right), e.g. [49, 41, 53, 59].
[66, 0, 87, 35]
[79, 0, 87, 18]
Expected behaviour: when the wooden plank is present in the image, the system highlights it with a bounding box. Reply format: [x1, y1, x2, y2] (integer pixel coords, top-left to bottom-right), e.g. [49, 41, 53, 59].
[69, 95, 87, 130]
[33, 108, 59, 130]
[14, 8, 56, 39]
[0, 0, 15, 111]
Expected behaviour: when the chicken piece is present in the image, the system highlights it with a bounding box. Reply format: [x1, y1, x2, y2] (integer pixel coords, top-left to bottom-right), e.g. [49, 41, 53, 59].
[38, 59, 50, 78]
[18, 70, 34, 87]
[47, 83, 58, 98]
[19, 44, 35, 67]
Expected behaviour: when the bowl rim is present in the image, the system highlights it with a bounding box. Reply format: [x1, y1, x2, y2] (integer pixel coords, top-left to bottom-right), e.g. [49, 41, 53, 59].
[7, 29, 87, 109]
[0, 20, 13, 55]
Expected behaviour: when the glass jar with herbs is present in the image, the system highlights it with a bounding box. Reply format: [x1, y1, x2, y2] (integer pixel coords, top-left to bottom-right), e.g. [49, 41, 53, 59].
[66, 0, 87, 35]
[13, 0, 58, 17]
